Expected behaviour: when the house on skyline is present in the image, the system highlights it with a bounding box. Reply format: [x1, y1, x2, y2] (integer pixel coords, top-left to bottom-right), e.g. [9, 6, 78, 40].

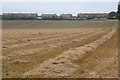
[60, 14, 73, 19]
[2, 13, 38, 20]
[77, 13, 109, 20]
[41, 14, 57, 19]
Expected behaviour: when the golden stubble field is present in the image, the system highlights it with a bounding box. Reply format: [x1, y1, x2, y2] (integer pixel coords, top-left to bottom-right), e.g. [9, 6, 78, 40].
[2, 20, 118, 78]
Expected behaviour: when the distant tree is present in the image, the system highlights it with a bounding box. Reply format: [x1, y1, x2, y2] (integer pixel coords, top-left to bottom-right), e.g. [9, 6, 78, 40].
[118, 1, 120, 20]
[108, 11, 117, 19]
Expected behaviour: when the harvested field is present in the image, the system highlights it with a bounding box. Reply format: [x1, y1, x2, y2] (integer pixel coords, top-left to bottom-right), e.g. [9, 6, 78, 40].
[2, 20, 118, 78]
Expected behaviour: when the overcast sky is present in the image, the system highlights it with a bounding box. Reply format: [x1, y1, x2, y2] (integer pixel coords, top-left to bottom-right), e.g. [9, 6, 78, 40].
[0, 0, 119, 2]
[1, 1, 118, 16]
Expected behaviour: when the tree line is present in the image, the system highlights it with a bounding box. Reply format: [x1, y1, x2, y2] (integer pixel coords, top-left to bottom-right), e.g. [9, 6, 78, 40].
[118, 3, 120, 20]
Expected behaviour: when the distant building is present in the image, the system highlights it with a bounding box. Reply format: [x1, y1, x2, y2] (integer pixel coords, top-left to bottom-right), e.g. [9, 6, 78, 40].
[19, 13, 38, 19]
[2, 13, 38, 20]
[60, 14, 73, 19]
[0, 14, 2, 19]
[77, 13, 109, 20]
[2, 13, 19, 19]
[41, 14, 57, 19]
